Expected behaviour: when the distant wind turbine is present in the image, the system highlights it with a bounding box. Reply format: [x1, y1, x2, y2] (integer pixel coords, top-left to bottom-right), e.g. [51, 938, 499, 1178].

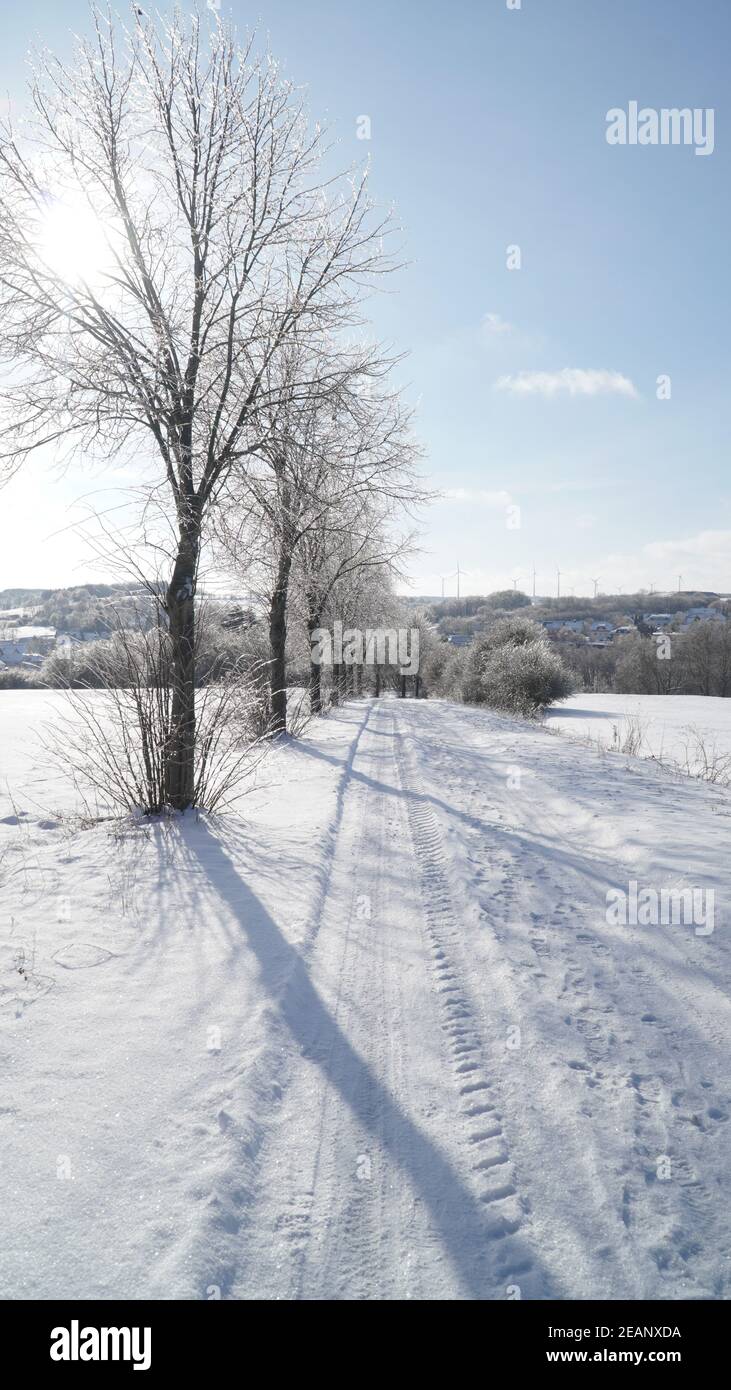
[455, 565, 477, 601]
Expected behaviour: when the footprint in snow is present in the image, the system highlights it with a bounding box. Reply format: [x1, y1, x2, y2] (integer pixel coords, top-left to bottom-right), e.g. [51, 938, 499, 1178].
[52, 943, 113, 970]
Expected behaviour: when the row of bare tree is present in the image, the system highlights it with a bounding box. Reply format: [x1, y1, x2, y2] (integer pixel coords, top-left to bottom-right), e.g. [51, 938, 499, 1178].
[0, 5, 424, 809]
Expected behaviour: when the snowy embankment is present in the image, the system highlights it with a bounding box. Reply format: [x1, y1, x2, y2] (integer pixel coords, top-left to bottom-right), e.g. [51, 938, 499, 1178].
[545, 693, 731, 776]
[1, 691, 730, 1300]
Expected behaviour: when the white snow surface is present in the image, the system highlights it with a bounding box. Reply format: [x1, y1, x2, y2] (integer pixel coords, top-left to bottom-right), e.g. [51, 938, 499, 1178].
[546, 693, 731, 772]
[1, 691, 730, 1300]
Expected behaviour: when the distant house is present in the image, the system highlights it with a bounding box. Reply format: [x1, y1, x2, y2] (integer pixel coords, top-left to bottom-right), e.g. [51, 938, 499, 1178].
[540, 617, 584, 635]
[444, 633, 473, 648]
[56, 629, 101, 648]
[682, 606, 725, 625]
[646, 613, 673, 628]
[0, 626, 55, 657]
[0, 639, 29, 667]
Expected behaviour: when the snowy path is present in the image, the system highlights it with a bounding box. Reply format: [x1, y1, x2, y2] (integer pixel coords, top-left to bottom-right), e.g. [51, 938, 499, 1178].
[216, 699, 731, 1301]
[1, 693, 730, 1299]
[230, 701, 537, 1300]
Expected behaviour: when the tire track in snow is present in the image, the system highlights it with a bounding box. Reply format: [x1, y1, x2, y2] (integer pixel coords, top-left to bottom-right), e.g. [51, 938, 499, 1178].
[392, 708, 541, 1296]
[394, 701, 654, 1297]
[223, 701, 468, 1299]
[407, 701, 731, 1298]
[229, 700, 545, 1299]
[283, 778, 399, 1302]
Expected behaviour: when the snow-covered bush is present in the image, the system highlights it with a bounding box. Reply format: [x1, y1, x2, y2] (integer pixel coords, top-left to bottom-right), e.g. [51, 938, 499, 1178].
[40, 648, 81, 687]
[420, 639, 462, 697]
[195, 606, 269, 686]
[42, 625, 272, 816]
[482, 613, 545, 653]
[460, 616, 574, 715]
[0, 667, 41, 689]
[39, 614, 270, 691]
[479, 638, 574, 716]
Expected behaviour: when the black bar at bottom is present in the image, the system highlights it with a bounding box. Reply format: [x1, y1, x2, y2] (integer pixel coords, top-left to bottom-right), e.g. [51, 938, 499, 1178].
[2, 1297, 724, 1375]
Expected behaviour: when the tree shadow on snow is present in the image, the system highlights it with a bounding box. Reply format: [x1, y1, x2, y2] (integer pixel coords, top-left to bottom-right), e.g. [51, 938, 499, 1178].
[183, 817, 554, 1301]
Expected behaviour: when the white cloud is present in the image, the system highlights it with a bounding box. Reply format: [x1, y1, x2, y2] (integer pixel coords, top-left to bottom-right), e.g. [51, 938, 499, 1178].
[584, 530, 731, 596]
[642, 529, 731, 565]
[443, 487, 513, 507]
[494, 368, 639, 399]
[407, 525, 731, 603]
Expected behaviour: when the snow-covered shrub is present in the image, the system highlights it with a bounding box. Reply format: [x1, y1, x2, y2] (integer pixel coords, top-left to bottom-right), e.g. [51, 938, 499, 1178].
[458, 615, 539, 704]
[40, 648, 81, 687]
[482, 613, 543, 652]
[447, 650, 471, 698]
[420, 640, 462, 697]
[42, 625, 272, 816]
[39, 640, 122, 688]
[457, 650, 482, 704]
[458, 616, 574, 715]
[479, 638, 575, 716]
[0, 667, 41, 689]
[286, 686, 312, 736]
[195, 606, 269, 686]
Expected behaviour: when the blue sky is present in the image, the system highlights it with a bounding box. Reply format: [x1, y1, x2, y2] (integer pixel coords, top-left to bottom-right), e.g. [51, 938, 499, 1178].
[1, 0, 729, 597]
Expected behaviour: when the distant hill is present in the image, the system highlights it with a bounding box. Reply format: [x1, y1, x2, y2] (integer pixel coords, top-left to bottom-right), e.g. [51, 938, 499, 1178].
[0, 583, 135, 607]
[0, 582, 253, 635]
[0, 588, 54, 610]
[0, 583, 160, 634]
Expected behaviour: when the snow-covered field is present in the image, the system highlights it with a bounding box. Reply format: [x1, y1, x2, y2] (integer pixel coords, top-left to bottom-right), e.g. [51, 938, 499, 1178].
[546, 693, 731, 776]
[1, 691, 730, 1300]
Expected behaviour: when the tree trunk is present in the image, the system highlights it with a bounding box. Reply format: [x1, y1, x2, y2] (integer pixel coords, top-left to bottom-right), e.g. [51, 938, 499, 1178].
[331, 662, 341, 705]
[269, 549, 293, 734]
[165, 519, 200, 811]
[307, 607, 323, 714]
[309, 654, 322, 714]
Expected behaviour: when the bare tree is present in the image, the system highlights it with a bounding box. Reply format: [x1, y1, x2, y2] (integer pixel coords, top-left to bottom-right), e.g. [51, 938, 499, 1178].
[0, 5, 396, 806]
[297, 498, 416, 712]
[216, 341, 422, 730]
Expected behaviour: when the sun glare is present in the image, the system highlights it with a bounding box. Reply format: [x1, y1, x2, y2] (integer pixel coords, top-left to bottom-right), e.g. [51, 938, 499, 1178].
[39, 198, 113, 286]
